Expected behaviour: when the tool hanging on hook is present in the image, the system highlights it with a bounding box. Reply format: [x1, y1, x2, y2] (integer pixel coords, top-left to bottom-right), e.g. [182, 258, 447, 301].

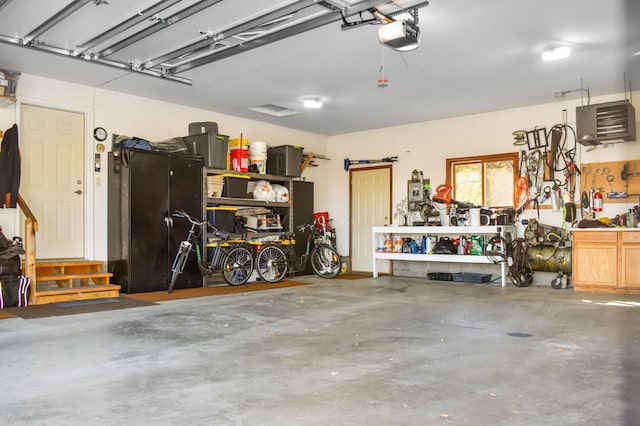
[344, 156, 398, 171]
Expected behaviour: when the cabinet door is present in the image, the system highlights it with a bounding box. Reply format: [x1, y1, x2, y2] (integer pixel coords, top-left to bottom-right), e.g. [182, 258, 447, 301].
[292, 180, 314, 275]
[129, 151, 170, 293]
[168, 155, 203, 289]
[621, 232, 640, 289]
[572, 243, 618, 288]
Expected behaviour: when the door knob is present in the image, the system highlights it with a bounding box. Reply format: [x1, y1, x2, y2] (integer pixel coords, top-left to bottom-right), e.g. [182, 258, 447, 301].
[74, 190, 82, 195]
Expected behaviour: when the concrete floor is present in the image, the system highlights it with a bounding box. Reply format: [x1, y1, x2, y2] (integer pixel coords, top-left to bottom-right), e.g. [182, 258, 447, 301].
[1, 275, 639, 426]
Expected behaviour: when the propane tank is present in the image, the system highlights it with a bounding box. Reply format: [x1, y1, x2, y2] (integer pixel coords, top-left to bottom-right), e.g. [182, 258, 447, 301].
[593, 190, 603, 212]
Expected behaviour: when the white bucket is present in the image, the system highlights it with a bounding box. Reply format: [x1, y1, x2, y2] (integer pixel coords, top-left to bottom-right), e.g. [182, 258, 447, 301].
[249, 141, 268, 174]
[469, 208, 481, 227]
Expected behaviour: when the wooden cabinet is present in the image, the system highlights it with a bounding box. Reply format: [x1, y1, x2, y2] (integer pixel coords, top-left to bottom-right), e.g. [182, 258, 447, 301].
[572, 229, 640, 294]
[621, 232, 640, 289]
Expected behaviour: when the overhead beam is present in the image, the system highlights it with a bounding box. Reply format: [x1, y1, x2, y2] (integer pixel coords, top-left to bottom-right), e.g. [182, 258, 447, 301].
[146, 0, 319, 69]
[0, 0, 14, 14]
[171, 11, 339, 74]
[24, 0, 92, 44]
[76, 0, 183, 52]
[0, 35, 192, 85]
[97, 0, 224, 58]
[169, 0, 387, 74]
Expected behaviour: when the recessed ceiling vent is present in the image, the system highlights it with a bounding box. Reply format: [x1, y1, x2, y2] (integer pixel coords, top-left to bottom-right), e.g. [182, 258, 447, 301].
[576, 100, 636, 146]
[249, 104, 299, 117]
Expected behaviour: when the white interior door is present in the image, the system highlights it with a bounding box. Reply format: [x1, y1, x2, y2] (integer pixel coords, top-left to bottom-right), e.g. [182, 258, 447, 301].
[350, 166, 391, 273]
[20, 104, 85, 259]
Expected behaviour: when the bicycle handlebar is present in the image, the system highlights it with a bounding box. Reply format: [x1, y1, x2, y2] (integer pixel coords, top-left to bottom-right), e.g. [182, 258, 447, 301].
[172, 210, 209, 228]
[296, 223, 314, 232]
[172, 210, 229, 239]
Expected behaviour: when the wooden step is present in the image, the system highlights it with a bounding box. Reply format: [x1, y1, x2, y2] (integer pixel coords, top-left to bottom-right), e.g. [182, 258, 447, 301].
[33, 284, 122, 305]
[36, 272, 114, 288]
[29, 259, 120, 305]
[35, 260, 105, 276]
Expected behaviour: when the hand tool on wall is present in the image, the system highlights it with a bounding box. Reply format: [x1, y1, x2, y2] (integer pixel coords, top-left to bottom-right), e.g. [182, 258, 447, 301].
[344, 156, 398, 171]
[431, 184, 477, 208]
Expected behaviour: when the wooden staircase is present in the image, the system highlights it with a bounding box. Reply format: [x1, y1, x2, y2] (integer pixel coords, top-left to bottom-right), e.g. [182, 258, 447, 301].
[31, 260, 121, 305]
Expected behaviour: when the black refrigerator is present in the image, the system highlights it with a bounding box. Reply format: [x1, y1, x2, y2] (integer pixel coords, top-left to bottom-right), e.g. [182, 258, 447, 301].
[108, 149, 203, 293]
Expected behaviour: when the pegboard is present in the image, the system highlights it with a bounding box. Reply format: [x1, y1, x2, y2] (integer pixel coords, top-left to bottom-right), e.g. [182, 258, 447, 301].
[580, 160, 640, 204]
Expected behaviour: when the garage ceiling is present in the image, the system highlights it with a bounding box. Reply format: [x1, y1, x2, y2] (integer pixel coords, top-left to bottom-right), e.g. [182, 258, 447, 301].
[0, 0, 638, 136]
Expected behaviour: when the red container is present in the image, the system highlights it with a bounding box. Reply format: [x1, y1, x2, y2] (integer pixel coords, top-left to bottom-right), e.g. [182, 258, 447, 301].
[314, 212, 330, 229]
[230, 148, 249, 172]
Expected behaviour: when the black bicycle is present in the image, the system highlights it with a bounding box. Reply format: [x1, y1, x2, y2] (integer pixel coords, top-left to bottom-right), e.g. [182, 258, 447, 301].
[167, 210, 254, 293]
[255, 223, 341, 283]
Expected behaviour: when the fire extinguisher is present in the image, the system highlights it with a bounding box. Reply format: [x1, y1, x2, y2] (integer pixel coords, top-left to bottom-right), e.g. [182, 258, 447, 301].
[593, 190, 603, 212]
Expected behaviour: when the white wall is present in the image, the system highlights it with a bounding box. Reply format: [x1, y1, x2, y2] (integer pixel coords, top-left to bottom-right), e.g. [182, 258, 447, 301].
[326, 91, 640, 256]
[0, 73, 329, 261]
[1, 73, 637, 268]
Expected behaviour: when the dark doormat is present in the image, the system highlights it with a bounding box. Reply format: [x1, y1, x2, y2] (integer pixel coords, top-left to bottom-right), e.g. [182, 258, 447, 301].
[2, 296, 157, 319]
[336, 273, 372, 280]
[125, 280, 312, 303]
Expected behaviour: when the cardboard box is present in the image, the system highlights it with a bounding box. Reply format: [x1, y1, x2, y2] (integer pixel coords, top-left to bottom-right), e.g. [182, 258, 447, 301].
[0, 70, 20, 98]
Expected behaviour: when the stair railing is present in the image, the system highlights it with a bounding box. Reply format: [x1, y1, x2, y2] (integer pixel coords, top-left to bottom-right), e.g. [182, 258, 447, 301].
[17, 194, 37, 305]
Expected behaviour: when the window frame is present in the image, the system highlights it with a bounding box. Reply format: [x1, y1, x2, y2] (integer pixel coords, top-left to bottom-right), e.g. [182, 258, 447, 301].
[445, 152, 520, 208]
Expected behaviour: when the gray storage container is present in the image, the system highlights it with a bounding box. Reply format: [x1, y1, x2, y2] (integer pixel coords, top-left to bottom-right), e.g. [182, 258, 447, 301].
[266, 145, 304, 177]
[183, 133, 229, 169]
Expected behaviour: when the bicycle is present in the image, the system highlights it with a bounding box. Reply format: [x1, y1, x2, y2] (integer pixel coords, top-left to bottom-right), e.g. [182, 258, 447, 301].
[314, 215, 336, 249]
[254, 223, 341, 283]
[167, 210, 254, 293]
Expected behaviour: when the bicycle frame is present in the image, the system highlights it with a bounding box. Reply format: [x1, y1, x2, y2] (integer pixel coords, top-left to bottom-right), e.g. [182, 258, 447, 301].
[168, 211, 254, 292]
[255, 222, 340, 281]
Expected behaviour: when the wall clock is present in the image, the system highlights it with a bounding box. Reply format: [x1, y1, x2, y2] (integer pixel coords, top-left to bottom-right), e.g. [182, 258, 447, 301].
[93, 127, 107, 141]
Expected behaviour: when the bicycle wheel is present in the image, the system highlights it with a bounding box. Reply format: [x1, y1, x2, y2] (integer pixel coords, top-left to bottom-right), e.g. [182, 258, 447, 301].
[222, 246, 253, 286]
[256, 244, 288, 283]
[168, 243, 190, 293]
[310, 244, 341, 279]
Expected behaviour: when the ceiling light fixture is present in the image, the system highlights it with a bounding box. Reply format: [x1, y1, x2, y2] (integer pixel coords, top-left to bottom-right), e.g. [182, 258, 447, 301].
[303, 98, 323, 109]
[542, 46, 571, 61]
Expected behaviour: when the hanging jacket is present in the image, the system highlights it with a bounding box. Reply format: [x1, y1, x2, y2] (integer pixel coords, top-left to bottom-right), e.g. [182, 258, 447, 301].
[0, 124, 21, 208]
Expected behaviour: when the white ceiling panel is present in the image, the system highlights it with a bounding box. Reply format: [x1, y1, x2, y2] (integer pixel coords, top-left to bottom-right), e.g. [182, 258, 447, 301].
[0, 0, 637, 136]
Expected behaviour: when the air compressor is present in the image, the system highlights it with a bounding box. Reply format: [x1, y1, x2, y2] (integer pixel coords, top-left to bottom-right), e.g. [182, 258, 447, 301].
[523, 219, 572, 289]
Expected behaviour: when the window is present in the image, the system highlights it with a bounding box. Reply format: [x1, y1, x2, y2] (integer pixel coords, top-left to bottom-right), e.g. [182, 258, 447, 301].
[446, 152, 519, 208]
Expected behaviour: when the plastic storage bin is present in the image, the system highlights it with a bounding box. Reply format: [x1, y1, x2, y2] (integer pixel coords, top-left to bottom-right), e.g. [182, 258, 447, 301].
[183, 133, 229, 169]
[452, 273, 492, 283]
[222, 177, 249, 198]
[207, 207, 236, 233]
[266, 145, 304, 177]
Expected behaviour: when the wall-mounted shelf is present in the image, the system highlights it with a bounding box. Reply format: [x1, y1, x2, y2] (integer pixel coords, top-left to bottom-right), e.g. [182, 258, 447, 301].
[0, 95, 16, 108]
[208, 197, 290, 208]
[372, 225, 513, 287]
